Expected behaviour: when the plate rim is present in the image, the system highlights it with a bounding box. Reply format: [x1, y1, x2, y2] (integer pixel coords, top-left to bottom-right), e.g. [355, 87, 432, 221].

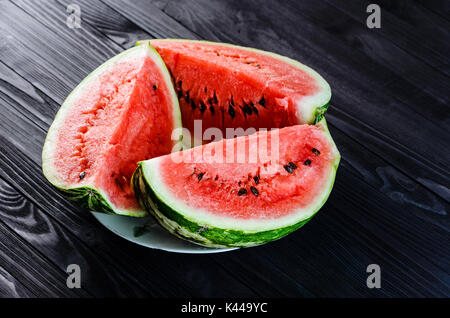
[91, 211, 239, 254]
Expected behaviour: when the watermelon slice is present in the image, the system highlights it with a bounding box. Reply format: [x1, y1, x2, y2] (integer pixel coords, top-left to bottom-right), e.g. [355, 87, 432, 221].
[132, 121, 340, 247]
[138, 39, 331, 142]
[42, 43, 182, 216]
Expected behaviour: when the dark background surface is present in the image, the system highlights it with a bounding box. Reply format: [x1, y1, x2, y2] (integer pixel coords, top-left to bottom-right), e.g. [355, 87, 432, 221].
[0, 0, 448, 297]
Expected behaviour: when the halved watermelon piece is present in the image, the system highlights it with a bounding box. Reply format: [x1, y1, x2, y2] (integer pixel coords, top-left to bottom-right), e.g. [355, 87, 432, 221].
[138, 39, 331, 142]
[132, 120, 340, 247]
[42, 43, 182, 216]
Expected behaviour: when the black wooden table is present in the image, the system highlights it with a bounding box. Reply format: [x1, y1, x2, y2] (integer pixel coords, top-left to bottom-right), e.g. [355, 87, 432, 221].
[0, 0, 448, 298]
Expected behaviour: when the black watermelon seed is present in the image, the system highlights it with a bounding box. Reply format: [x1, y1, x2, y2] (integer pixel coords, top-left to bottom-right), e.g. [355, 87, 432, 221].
[199, 101, 207, 114]
[230, 96, 235, 106]
[204, 87, 207, 93]
[250, 186, 259, 196]
[177, 90, 183, 98]
[228, 106, 236, 118]
[79, 171, 86, 179]
[209, 106, 215, 115]
[288, 162, 297, 170]
[208, 97, 214, 105]
[213, 92, 218, 104]
[253, 176, 259, 185]
[197, 173, 204, 181]
[304, 159, 311, 166]
[243, 104, 252, 115]
[176, 81, 182, 90]
[252, 104, 258, 115]
[184, 91, 190, 103]
[284, 165, 293, 174]
[152, 84, 157, 90]
[238, 188, 247, 196]
[190, 99, 196, 109]
[312, 148, 320, 156]
[259, 96, 265, 107]
[214, 175, 219, 181]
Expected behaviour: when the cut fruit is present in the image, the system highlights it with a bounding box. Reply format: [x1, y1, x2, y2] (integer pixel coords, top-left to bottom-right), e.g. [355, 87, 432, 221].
[138, 39, 331, 143]
[42, 43, 182, 216]
[132, 120, 340, 247]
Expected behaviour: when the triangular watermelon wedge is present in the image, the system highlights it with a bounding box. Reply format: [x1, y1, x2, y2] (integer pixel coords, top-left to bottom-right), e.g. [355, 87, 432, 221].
[42, 43, 182, 216]
[138, 39, 331, 143]
[132, 120, 340, 247]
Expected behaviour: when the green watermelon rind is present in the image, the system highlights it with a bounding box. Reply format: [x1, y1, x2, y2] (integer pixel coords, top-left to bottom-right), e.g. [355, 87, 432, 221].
[59, 187, 115, 214]
[314, 102, 329, 124]
[132, 119, 340, 248]
[137, 39, 332, 125]
[42, 43, 181, 217]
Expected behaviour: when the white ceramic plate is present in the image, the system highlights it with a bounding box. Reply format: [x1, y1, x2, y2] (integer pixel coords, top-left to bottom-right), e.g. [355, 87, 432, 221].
[92, 212, 238, 254]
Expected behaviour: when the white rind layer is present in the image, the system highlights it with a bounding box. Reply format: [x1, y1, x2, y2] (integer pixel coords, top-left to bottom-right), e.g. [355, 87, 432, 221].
[141, 122, 340, 233]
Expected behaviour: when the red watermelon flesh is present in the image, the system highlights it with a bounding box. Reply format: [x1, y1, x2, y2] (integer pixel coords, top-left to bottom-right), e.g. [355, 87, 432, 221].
[42, 45, 181, 215]
[133, 122, 340, 247]
[148, 39, 331, 141]
[159, 125, 336, 218]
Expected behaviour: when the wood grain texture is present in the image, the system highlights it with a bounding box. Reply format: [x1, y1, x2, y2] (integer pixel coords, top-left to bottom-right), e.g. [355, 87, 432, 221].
[56, 0, 153, 49]
[150, 0, 450, 187]
[414, 0, 450, 22]
[0, 0, 448, 297]
[330, 0, 450, 76]
[0, 1, 259, 297]
[102, 0, 200, 39]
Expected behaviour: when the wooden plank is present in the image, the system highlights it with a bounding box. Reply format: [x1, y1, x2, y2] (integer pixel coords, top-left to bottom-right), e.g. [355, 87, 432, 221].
[101, 0, 200, 39]
[151, 0, 449, 119]
[0, 0, 447, 297]
[256, 132, 449, 297]
[147, 0, 449, 200]
[2, 0, 121, 102]
[0, 51, 254, 297]
[97, 0, 450, 296]
[415, 0, 450, 22]
[71, 0, 449, 205]
[0, 135, 259, 296]
[1, 0, 310, 298]
[212, 123, 449, 297]
[56, 0, 153, 49]
[326, 0, 449, 76]
[248, 140, 449, 297]
[0, 175, 154, 297]
[0, 3, 259, 296]
[287, 0, 450, 116]
[325, 170, 449, 297]
[0, 77, 258, 297]
[0, 264, 36, 297]
[4, 74, 447, 296]
[0, 180, 90, 297]
[3, 60, 447, 296]
[60, 0, 448, 209]
[327, 108, 449, 203]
